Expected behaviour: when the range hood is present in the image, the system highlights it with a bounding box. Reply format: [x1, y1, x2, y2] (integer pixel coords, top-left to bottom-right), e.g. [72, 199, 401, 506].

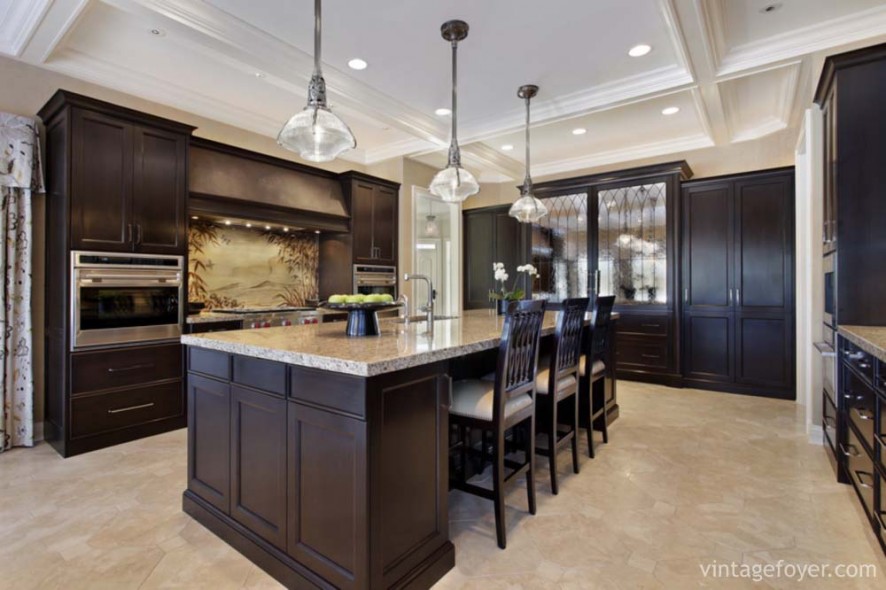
[188, 138, 350, 232]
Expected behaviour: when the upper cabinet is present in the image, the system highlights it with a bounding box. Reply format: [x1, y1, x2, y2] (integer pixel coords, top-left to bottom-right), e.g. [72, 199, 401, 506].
[341, 173, 399, 266]
[463, 206, 529, 310]
[40, 90, 194, 255]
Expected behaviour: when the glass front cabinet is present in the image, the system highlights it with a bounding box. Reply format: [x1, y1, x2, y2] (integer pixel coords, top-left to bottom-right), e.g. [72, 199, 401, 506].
[532, 162, 692, 384]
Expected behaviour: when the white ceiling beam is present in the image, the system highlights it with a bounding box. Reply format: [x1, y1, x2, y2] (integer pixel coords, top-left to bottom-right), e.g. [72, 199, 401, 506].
[0, 0, 53, 58]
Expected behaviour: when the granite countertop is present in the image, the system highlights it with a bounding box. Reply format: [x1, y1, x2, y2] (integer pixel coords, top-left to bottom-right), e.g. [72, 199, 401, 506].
[182, 309, 613, 377]
[838, 325, 886, 363]
[186, 308, 348, 324]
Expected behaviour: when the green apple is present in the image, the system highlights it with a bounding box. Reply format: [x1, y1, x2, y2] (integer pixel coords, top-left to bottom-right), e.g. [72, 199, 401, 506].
[364, 294, 385, 303]
[345, 294, 365, 304]
[328, 294, 346, 304]
[380, 294, 394, 303]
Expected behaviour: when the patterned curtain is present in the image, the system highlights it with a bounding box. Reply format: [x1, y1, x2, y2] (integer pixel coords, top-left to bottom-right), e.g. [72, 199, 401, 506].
[0, 113, 43, 452]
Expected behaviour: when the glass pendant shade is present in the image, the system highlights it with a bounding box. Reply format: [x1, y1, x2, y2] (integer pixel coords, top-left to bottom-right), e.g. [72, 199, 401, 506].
[277, 0, 356, 162]
[509, 192, 548, 223]
[423, 214, 441, 238]
[277, 105, 356, 163]
[429, 165, 480, 202]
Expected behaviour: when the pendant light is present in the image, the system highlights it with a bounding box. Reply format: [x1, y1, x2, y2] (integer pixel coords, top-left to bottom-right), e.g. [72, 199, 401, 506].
[509, 85, 548, 223]
[423, 200, 441, 238]
[429, 20, 480, 203]
[277, 0, 356, 162]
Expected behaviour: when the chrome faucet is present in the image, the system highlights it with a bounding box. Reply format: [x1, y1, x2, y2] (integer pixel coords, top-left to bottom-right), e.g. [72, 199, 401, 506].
[404, 273, 435, 330]
[397, 292, 409, 320]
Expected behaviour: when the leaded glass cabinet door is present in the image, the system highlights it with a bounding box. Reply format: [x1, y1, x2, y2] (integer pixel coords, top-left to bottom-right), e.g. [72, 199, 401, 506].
[595, 182, 670, 307]
[529, 193, 589, 305]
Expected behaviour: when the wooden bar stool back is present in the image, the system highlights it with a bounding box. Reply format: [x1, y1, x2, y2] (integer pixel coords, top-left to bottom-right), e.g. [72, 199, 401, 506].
[449, 299, 547, 549]
[534, 297, 589, 495]
[579, 295, 615, 458]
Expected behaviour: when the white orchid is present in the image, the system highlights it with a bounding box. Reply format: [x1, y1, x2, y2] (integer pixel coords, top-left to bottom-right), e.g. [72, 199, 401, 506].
[489, 261, 538, 304]
[517, 264, 538, 276]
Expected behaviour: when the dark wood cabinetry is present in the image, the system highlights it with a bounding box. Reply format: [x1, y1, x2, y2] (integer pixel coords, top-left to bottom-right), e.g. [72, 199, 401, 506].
[320, 173, 401, 299]
[46, 91, 191, 255]
[462, 205, 529, 309]
[343, 172, 399, 266]
[184, 350, 454, 589]
[39, 91, 193, 457]
[681, 169, 795, 398]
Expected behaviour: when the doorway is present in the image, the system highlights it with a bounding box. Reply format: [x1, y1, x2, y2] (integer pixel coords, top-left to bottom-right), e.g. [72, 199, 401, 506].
[411, 187, 460, 317]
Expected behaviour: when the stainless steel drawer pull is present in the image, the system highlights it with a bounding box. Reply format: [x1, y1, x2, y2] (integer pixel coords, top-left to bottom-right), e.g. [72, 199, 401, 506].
[856, 361, 872, 370]
[855, 471, 874, 489]
[107, 363, 154, 374]
[853, 408, 874, 421]
[108, 402, 155, 414]
[840, 443, 860, 457]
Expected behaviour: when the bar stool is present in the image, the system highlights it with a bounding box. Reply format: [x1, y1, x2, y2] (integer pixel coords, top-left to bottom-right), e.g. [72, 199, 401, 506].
[449, 299, 547, 549]
[578, 295, 615, 458]
[533, 297, 588, 495]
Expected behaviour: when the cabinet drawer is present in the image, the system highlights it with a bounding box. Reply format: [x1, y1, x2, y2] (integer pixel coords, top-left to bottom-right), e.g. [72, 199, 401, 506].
[233, 356, 286, 397]
[615, 314, 669, 336]
[843, 370, 876, 451]
[841, 340, 875, 383]
[876, 394, 886, 478]
[71, 380, 183, 439]
[843, 426, 876, 521]
[72, 343, 182, 395]
[188, 348, 230, 380]
[616, 338, 669, 369]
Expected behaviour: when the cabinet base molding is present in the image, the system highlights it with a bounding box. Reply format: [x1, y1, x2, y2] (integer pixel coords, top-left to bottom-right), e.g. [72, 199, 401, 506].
[183, 492, 455, 590]
[45, 414, 185, 458]
[679, 378, 794, 400]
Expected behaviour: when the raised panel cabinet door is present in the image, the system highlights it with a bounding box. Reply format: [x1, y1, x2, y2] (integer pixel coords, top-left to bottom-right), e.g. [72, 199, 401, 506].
[463, 211, 494, 309]
[230, 385, 287, 548]
[288, 402, 368, 589]
[683, 312, 734, 382]
[187, 373, 231, 514]
[351, 182, 376, 263]
[735, 315, 791, 390]
[495, 211, 526, 286]
[131, 126, 188, 254]
[373, 185, 398, 265]
[682, 183, 733, 310]
[71, 109, 133, 251]
[734, 174, 793, 313]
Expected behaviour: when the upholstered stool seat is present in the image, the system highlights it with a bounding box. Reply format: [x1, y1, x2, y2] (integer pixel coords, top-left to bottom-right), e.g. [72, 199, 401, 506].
[450, 379, 533, 421]
[578, 355, 606, 378]
[481, 367, 575, 400]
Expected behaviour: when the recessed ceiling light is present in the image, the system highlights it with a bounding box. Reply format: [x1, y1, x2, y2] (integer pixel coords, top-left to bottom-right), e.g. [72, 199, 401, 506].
[283, 227, 289, 233]
[149, 28, 166, 37]
[347, 58, 368, 70]
[224, 220, 232, 226]
[628, 44, 651, 57]
[572, 128, 587, 136]
[265, 225, 271, 230]
[501, 144, 514, 151]
[435, 108, 451, 116]
[661, 106, 680, 116]
[191, 215, 199, 220]
[759, 3, 783, 14]
[315, 230, 321, 234]
[246, 222, 252, 228]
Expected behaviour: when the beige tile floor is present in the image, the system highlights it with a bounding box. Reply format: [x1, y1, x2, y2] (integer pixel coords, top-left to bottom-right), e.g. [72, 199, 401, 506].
[1, 382, 884, 589]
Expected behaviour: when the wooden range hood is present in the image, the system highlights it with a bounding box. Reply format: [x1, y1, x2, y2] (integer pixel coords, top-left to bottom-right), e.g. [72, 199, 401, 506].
[188, 137, 350, 232]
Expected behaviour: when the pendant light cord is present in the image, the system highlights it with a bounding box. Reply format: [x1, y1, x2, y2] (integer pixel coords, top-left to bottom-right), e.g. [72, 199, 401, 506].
[524, 95, 531, 191]
[448, 40, 461, 167]
[314, 0, 321, 75]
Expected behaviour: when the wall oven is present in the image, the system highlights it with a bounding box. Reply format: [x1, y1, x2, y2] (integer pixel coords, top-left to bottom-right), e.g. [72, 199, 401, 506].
[71, 251, 184, 350]
[823, 252, 835, 327]
[353, 265, 397, 299]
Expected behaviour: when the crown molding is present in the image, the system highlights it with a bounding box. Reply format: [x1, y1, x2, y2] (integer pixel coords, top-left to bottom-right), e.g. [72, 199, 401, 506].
[658, 0, 696, 78]
[717, 4, 886, 77]
[532, 134, 714, 179]
[0, 0, 52, 57]
[695, 0, 727, 73]
[363, 137, 439, 165]
[719, 61, 799, 144]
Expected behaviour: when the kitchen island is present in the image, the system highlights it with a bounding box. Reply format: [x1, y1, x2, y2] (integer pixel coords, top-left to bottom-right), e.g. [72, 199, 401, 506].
[180, 309, 618, 589]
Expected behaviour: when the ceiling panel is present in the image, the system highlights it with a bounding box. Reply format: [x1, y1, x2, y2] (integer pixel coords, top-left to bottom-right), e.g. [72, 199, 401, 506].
[718, 64, 798, 142]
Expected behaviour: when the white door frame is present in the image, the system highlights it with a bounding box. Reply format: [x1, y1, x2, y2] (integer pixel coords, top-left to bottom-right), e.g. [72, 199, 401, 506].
[410, 186, 462, 315]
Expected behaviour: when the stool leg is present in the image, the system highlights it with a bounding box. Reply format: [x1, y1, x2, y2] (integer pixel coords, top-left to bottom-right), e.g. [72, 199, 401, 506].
[548, 397, 559, 496]
[601, 401, 609, 444]
[525, 416, 536, 515]
[571, 393, 580, 474]
[492, 429, 507, 549]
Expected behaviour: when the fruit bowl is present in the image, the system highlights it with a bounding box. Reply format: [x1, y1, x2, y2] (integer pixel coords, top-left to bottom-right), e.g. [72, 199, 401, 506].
[320, 301, 403, 336]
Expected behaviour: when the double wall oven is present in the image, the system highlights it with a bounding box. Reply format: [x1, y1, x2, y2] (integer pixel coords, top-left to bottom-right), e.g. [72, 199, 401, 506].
[353, 264, 397, 299]
[71, 251, 184, 350]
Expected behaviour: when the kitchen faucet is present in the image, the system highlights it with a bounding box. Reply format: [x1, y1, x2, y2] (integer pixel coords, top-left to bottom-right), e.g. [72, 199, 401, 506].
[404, 274, 435, 330]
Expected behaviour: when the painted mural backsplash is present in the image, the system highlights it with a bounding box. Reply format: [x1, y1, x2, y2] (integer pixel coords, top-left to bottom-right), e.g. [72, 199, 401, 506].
[188, 221, 319, 309]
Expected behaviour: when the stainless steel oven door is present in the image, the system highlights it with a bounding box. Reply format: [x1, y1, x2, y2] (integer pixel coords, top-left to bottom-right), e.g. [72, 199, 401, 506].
[815, 325, 837, 399]
[72, 267, 183, 349]
[353, 265, 397, 298]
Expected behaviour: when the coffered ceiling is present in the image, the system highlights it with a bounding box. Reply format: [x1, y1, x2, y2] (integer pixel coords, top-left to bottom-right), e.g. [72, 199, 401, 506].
[2, 0, 886, 181]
